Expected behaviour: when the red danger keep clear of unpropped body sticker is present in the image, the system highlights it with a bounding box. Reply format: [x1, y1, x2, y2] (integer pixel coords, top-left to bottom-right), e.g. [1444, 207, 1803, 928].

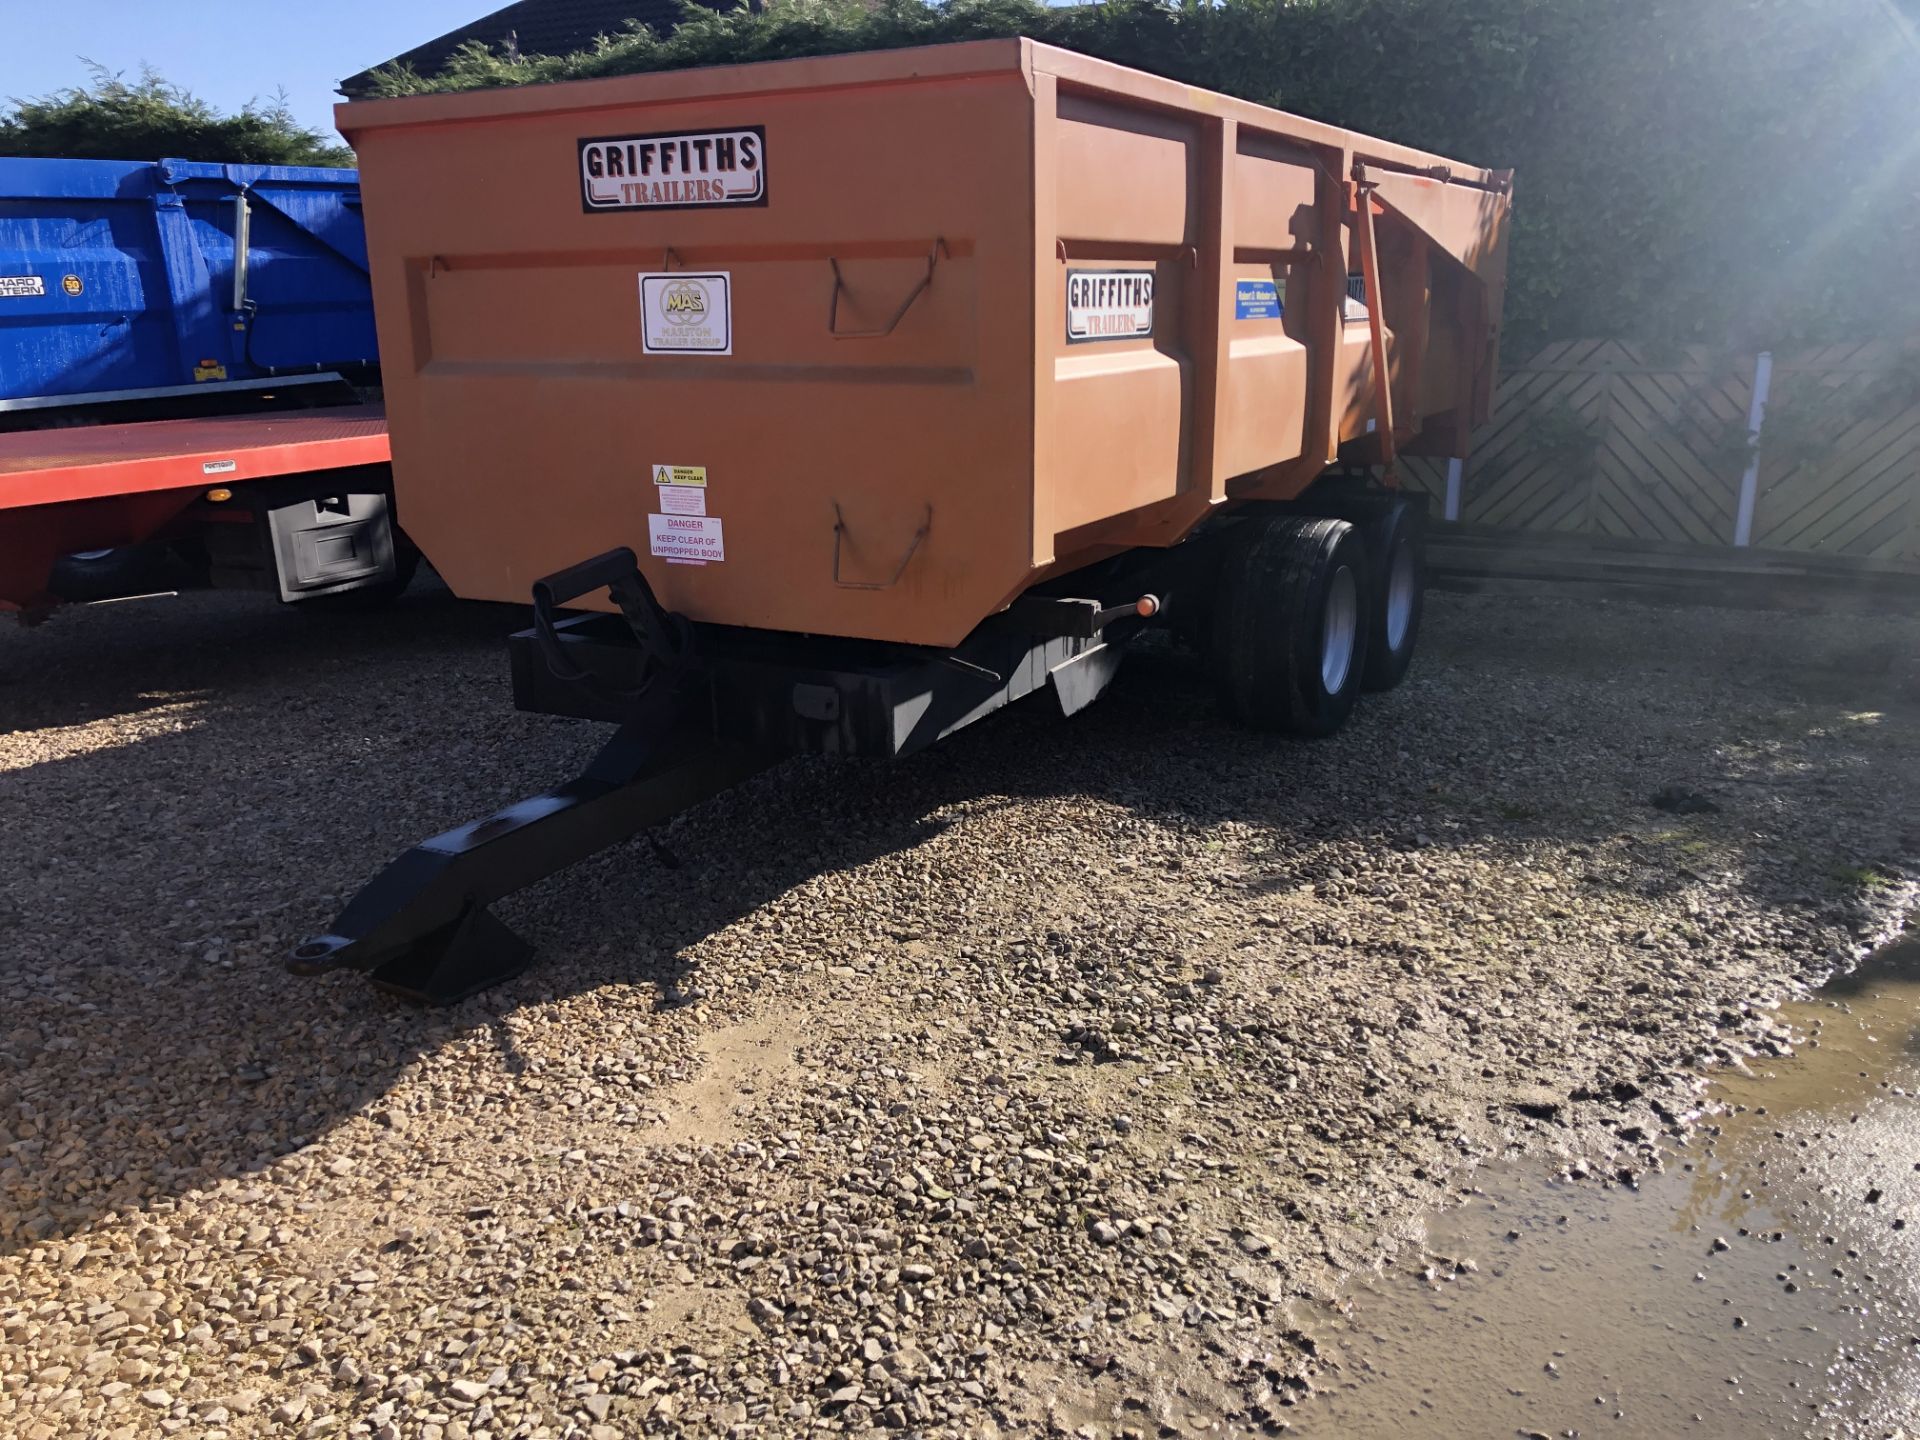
[648, 514, 724, 564]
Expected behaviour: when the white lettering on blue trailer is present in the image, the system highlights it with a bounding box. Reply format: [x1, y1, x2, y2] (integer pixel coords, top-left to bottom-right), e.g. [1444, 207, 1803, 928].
[0, 276, 46, 298]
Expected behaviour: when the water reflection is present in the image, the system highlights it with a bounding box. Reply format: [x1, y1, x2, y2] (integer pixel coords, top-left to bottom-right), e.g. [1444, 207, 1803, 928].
[1295, 939, 1920, 1439]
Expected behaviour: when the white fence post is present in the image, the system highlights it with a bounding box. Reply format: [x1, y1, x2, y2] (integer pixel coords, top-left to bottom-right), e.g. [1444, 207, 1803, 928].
[1733, 350, 1774, 548]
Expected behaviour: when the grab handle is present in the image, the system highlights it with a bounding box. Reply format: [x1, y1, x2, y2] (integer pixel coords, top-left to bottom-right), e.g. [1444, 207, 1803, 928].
[530, 547, 692, 707]
[532, 547, 641, 610]
[828, 239, 947, 339]
[832, 503, 932, 589]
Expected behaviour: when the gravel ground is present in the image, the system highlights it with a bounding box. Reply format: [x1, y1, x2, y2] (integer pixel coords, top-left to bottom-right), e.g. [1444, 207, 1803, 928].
[2, 583, 1917, 1440]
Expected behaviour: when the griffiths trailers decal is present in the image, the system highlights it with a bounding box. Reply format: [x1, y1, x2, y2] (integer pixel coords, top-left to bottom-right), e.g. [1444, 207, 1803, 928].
[580, 127, 766, 212]
[1066, 270, 1154, 344]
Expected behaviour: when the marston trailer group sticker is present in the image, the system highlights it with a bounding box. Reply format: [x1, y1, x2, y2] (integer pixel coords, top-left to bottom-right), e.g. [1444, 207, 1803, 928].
[1066, 270, 1154, 344]
[637, 272, 732, 356]
[581, 128, 766, 211]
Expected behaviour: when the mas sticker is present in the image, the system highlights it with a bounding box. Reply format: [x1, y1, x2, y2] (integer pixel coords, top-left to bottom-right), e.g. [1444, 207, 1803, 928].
[1066, 270, 1154, 344]
[639, 272, 731, 356]
[582, 128, 766, 212]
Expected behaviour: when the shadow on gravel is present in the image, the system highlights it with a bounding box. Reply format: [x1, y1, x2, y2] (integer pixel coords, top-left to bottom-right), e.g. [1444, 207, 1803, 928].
[2, 592, 1915, 1254]
[0, 582, 521, 736]
[0, 588, 961, 1253]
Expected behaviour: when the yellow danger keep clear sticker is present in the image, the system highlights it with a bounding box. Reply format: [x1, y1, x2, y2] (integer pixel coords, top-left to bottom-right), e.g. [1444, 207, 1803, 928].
[652, 464, 707, 487]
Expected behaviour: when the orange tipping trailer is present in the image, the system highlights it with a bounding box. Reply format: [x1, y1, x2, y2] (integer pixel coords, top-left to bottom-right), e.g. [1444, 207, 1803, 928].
[292, 41, 1511, 1002]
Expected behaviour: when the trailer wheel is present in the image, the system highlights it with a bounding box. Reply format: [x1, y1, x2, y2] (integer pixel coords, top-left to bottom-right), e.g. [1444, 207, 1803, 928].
[1360, 499, 1426, 691]
[1211, 515, 1371, 736]
[48, 545, 162, 603]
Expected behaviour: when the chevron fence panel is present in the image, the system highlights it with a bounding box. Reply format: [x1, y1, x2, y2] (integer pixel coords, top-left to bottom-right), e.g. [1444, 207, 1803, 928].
[1433, 341, 1920, 569]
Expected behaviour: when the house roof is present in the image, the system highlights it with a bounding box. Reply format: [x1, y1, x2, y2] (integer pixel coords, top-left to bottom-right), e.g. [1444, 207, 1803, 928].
[337, 0, 725, 97]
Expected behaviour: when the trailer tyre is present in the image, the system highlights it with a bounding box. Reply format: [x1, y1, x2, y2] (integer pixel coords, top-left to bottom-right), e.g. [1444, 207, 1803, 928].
[48, 545, 162, 604]
[1211, 515, 1371, 737]
[1360, 499, 1425, 691]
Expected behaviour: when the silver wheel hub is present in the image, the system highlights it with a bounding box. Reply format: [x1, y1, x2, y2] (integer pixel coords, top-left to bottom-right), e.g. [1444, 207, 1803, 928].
[1385, 542, 1415, 653]
[1321, 564, 1358, 694]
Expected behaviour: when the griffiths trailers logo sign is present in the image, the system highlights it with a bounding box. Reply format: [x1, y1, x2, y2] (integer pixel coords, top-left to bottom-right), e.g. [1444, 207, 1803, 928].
[579, 127, 766, 212]
[1066, 270, 1154, 343]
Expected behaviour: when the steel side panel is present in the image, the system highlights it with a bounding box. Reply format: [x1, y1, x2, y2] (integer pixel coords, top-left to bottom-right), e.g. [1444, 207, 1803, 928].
[1364, 168, 1512, 330]
[0, 158, 375, 405]
[354, 63, 1037, 647]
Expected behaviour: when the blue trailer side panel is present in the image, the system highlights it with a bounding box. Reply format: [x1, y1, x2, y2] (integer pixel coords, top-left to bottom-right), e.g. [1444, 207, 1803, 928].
[0, 158, 377, 406]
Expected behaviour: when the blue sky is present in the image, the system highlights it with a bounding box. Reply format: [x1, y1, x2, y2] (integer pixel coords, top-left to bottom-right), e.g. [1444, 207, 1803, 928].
[0, 0, 491, 138]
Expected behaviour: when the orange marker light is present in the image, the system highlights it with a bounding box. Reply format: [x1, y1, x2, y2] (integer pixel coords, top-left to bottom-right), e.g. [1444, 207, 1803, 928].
[205, 487, 234, 502]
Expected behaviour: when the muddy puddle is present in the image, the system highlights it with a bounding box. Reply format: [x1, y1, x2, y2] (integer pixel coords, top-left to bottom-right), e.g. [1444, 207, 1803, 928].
[1294, 939, 1920, 1439]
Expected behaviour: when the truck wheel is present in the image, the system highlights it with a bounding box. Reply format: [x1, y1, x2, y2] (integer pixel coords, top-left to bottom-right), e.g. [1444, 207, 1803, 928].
[48, 545, 161, 603]
[1211, 515, 1372, 736]
[1360, 499, 1425, 691]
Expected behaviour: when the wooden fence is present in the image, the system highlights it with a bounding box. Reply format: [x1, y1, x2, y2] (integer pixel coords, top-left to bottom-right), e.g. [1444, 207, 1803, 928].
[1401, 340, 1920, 569]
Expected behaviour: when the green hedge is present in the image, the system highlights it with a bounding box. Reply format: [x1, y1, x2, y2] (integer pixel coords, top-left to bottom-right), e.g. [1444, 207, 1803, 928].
[365, 0, 1920, 349]
[0, 68, 352, 168]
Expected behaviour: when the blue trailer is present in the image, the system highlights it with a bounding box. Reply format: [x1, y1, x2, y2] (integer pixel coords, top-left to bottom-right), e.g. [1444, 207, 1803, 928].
[0, 157, 405, 610]
[0, 157, 378, 414]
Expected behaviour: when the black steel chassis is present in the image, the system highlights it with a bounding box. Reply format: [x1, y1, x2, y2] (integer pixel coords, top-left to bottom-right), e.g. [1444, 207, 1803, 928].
[287, 541, 1206, 1004]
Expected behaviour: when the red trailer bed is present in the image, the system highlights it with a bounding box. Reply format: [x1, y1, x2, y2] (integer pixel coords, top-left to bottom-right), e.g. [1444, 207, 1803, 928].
[0, 405, 390, 609]
[0, 405, 388, 506]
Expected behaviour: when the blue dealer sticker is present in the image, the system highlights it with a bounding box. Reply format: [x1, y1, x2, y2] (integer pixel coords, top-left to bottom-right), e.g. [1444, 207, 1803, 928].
[1234, 279, 1283, 321]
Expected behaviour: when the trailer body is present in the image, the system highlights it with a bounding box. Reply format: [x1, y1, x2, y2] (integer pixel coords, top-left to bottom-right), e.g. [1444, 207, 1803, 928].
[342, 38, 1509, 648]
[294, 42, 1512, 1002]
[0, 158, 376, 411]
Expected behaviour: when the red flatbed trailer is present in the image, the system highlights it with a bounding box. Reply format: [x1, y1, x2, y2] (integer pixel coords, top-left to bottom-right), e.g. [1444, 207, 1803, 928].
[0, 404, 396, 611]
